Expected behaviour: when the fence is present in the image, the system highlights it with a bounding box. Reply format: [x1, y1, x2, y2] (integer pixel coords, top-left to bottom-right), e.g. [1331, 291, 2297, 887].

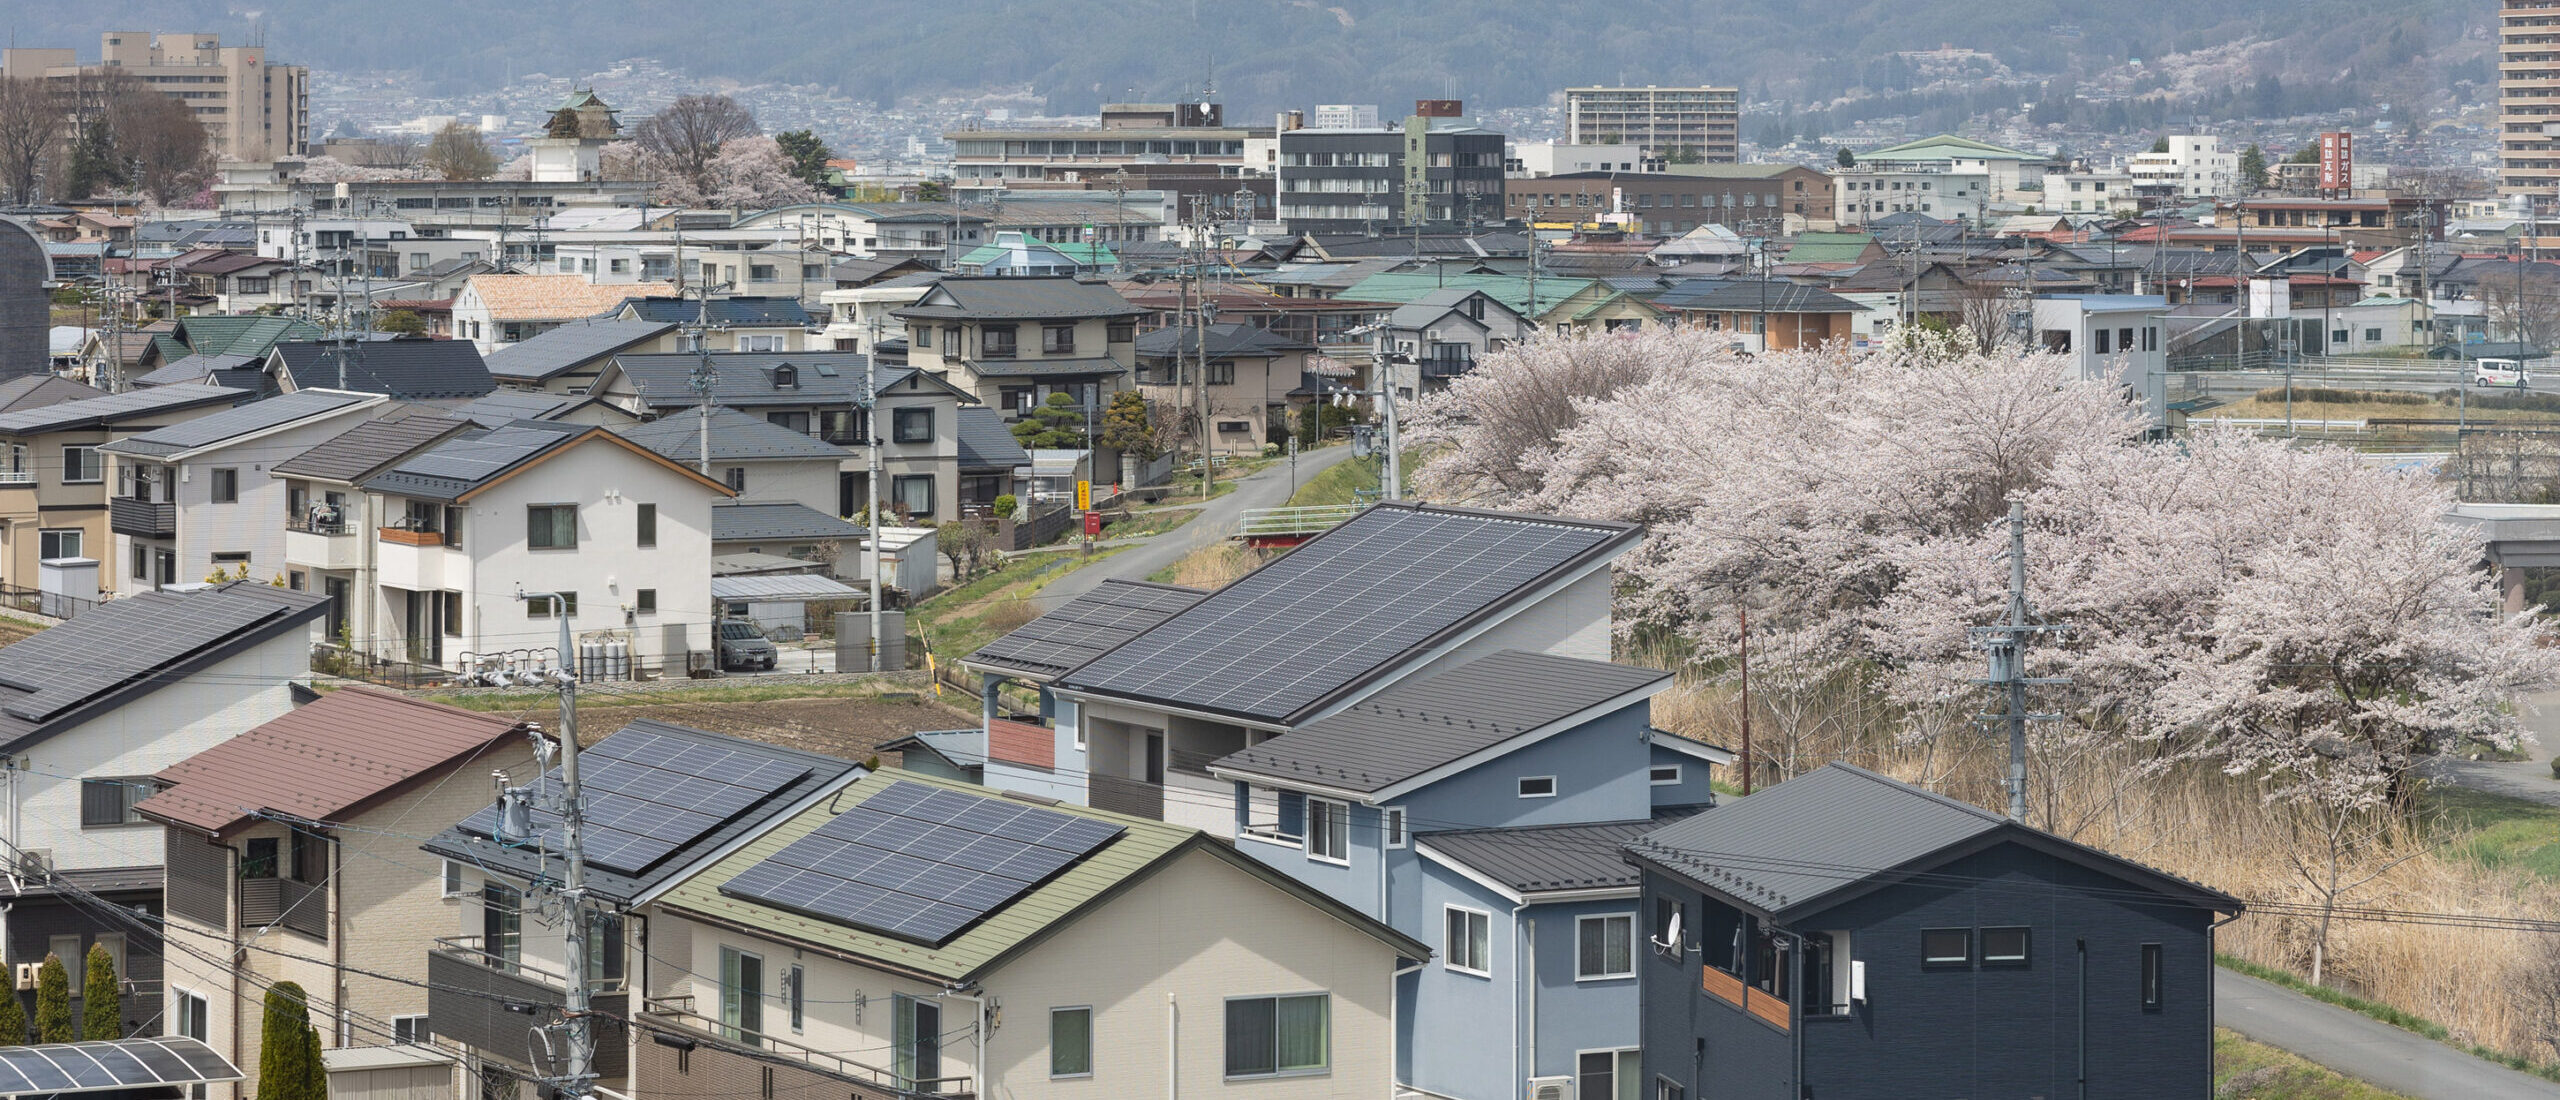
[312, 644, 489, 689]
[998, 504, 1075, 551]
[0, 585, 95, 621]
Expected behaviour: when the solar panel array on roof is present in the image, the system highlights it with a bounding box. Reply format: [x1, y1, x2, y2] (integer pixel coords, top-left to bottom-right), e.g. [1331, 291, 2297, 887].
[967, 580, 1200, 679]
[0, 1037, 242, 1094]
[103, 389, 371, 457]
[718, 779, 1122, 945]
[0, 593, 284, 722]
[398, 424, 578, 482]
[1062, 506, 1629, 722]
[457, 724, 811, 875]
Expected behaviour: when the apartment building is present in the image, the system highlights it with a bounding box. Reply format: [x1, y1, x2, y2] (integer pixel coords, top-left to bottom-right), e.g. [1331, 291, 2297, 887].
[1564, 85, 1742, 163]
[1, 32, 308, 162]
[1276, 116, 1506, 234]
[2504, 0, 2560, 202]
[945, 102, 1266, 203]
[2126, 135, 2240, 199]
[1508, 166, 1833, 232]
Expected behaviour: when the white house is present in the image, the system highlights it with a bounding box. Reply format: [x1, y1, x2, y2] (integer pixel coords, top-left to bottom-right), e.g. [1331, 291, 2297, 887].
[2032, 294, 2170, 434]
[99, 389, 391, 590]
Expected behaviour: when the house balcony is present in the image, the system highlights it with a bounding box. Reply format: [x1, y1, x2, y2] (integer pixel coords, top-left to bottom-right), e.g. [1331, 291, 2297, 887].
[1087, 774, 1162, 820]
[428, 939, 629, 1079]
[0, 470, 33, 487]
[377, 532, 459, 592]
[109, 497, 175, 539]
[285, 515, 361, 571]
[639, 994, 971, 1100]
[239, 877, 328, 941]
[1416, 353, 1476, 379]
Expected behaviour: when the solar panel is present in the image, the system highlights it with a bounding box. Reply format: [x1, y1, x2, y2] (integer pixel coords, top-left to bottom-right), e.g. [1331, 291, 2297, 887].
[0, 1038, 243, 1094]
[719, 779, 1123, 946]
[969, 581, 1203, 675]
[458, 725, 811, 875]
[0, 591, 285, 721]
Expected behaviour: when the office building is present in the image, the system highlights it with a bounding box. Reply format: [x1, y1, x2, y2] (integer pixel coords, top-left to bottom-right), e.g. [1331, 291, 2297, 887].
[1276, 105, 1505, 234]
[1564, 85, 1741, 163]
[1, 32, 308, 162]
[944, 101, 1266, 203]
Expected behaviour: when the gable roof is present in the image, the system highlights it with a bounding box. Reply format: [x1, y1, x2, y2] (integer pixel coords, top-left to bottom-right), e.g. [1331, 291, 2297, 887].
[0, 375, 102, 413]
[1857, 133, 2046, 162]
[273, 413, 475, 483]
[654, 767, 1426, 983]
[618, 407, 849, 463]
[132, 353, 263, 390]
[0, 385, 253, 438]
[1417, 809, 1703, 900]
[619, 296, 812, 328]
[422, 719, 862, 905]
[892, 276, 1142, 321]
[464, 275, 675, 321]
[482, 319, 676, 382]
[1624, 762, 2242, 921]
[712, 500, 863, 542]
[1132, 322, 1305, 361]
[167, 316, 325, 359]
[1387, 287, 1519, 330]
[451, 390, 607, 427]
[101, 389, 380, 460]
[268, 339, 497, 400]
[605, 352, 891, 408]
[137, 688, 525, 839]
[1058, 503, 1641, 725]
[954, 406, 1031, 472]
[1208, 650, 1670, 797]
[1658, 280, 1867, 315]
[0, 582, 328, 752]
[364, 422, 733, 503]
[967, 579, 1203, 681]
[1782, 233, 1879, 264]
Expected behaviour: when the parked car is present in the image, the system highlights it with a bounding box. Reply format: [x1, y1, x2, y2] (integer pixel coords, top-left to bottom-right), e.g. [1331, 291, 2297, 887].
[2475, 357, 2531, 388]
[716, 620, 777, 671]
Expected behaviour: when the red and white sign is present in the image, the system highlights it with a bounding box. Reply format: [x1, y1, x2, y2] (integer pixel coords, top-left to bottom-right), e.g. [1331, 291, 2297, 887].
[2317, 131, 2353, 193]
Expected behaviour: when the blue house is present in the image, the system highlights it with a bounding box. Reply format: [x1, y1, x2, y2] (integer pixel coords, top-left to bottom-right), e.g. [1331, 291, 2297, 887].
[1623, 763, 2242, 1100]
[1207, 649, 1731, 1100]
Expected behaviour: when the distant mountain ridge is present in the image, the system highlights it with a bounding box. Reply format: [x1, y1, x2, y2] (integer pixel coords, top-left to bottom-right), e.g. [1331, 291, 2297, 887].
[0, 0, 2491, 119]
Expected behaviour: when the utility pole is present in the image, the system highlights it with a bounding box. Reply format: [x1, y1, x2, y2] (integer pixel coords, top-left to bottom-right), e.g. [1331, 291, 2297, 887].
[1737, 600, 1751, 795]
[499, 592, 591, 1097]
[1970, 502, 2069, 824]
[2233, 199, 2247, 373]
[861, 362, 882, 673]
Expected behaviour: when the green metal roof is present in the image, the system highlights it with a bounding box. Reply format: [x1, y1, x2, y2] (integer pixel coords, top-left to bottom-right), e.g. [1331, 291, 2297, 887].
[1339, 271, 1596, 315]
[172, 315, 324, 358]
[1856, 133, 2045, 162]
[1782, 233, 1877, 264]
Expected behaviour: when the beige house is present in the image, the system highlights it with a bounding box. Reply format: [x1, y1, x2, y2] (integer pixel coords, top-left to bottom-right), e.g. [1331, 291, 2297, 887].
[0, 386, 252, 594]
[637, 768, 1426, 1100]
[893, 276, 1143, 420]
[1133, 323, 1315, 456]
[138, 689, 540, 1100]
[450, 275, 676, 353]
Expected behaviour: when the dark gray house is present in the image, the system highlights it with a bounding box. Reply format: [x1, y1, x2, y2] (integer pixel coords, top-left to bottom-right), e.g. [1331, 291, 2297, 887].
[1623, 763, 2241, 1100]
[1276, 122, 1506, 234]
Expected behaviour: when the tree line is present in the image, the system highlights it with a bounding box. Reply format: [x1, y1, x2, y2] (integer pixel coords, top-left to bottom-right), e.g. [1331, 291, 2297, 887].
[0, 71, 209, 206]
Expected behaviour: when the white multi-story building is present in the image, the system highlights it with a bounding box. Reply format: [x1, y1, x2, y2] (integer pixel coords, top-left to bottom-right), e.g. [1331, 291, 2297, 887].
[2126, 135, 2240, 198]
[1834, 168, 1990, 224]
[2041, 170, 2139, 214]
[1310, 103, 1382, 129]
[1506, 141, 1660, 177]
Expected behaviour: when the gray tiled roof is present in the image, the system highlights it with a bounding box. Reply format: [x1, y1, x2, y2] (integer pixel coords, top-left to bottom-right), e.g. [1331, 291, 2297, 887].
[131, 353, 259, 389]
[1133, 322, 1305, 360]
[1416, 810, 1703, 895]
[0, 582, 328, 751]
[269, 338, 498, 400]
[1654, 280, 1867, 315]
[954, 406, 1030, 471]
[1211, 651, 1668, 793]
[0, 386, 252, 437]
[1624, 763, 2243, 920]
[1059, 504, 1641, 724]
[452, 390, 580, 427]
[101, 390, 376, 459]
[0, 375, 101, 413]
[483, 320, 675, 382]
[618, 407, 848, 463]
[967, 579, 1201, 680]
[620, 296, 812, 327]
[893, 276, 1142, 321]
[712, 501, 863, 542]
[963, 356, 1128, 379]
[273, 413, 473, 482]
[362, 421, 587, 502]
[609, 352, 890, 408]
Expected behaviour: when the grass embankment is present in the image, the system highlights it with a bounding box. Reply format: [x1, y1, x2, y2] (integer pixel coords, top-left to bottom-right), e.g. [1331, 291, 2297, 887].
[2434, 784, 2560, 882]
[910, 547, 1123, 661]
[2196, 387, 2560, 427]
[2214, 1029, 2420, 1099]
[1287, 455, 1383, 507]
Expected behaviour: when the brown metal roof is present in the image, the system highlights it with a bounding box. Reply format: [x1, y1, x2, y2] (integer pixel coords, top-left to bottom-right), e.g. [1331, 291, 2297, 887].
[137, 688, 527, 838]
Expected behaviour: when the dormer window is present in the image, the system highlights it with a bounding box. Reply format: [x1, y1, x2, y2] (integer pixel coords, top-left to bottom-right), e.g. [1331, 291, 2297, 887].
[773, 364, 798, 389]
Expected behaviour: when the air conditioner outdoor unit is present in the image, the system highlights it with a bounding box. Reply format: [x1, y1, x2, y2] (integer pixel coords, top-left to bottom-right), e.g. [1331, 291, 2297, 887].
[1527, 1076, 1574, 1100]
[12, 964, 35, 991]
[17, 849, 51, 878]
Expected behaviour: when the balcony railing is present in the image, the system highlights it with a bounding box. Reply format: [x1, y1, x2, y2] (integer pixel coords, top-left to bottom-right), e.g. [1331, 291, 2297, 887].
[379, 525, 445, 546]
[0, 470, 33, 486]
[642, 995, 971, 1099]
[1416, 353, 1476, 379]
[110, 497, 175, 539]
[286, 514, 352, 535]
[430, 940, 629, 1078]
[239, 877, 327, 941]
[1087, 774, 1162, 820]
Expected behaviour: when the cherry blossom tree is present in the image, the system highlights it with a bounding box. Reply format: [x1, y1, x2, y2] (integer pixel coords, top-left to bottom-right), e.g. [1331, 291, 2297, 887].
[292, 155, 419, 184]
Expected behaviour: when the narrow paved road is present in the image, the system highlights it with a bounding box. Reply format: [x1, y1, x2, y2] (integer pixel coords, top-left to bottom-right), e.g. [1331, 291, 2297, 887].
[2217, 969, 2560, 1099]
[2422, 688, 2560, 806]
[1032, 445, 1359, 607]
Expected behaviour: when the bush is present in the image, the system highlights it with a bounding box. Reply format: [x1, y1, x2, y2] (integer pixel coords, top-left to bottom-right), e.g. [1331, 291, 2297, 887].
[32, 956, 68, 1043]
[2257, 387, 2426, 406]
[2440, 387, 2560, 413]
[257, 982, 324, 1100]
[0, 987, 24, 1046]
[81, 944, 117, 1041]
[992, 494, 1018, 519]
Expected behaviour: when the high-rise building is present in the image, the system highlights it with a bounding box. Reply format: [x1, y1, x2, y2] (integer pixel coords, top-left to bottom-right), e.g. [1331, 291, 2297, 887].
[1275, 102, 1504, 234]
[1564, 85, 1740, 163]
[1, 32, 309, 163]
[2502, 0, 2560, 202]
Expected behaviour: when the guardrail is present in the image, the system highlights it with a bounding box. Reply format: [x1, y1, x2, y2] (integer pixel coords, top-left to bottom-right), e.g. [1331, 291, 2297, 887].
[1236, 505, 1361, 538]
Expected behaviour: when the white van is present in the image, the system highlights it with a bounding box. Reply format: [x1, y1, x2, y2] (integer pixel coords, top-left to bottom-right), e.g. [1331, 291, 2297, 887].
[2475, 358, 2531, 388]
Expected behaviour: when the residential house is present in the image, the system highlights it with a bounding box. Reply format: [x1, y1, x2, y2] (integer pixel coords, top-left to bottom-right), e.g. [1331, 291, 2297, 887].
[1206, 650, 1731, 1100]
[261, 338, 499, 401]
[586, 353, 973, 521]
[618, 408, 849, 511]
[955, 231, 1116, 277]
[615, 297, 818, 353]
[1039, 503, 1640, 831]
[1133, 324, 1315, 455]
[450, 391, 642, 430]
[0, 386, 255, 593]
[450, 275, 676, 353]
[138, 689, 541, 1100]
[1656, 281, 1868, 352]
[341, 422, 732, 673]
[421, 721, 864, 1100]
[0, 582, 327, 1043]
[636, 766, 1427, 1099]
[1627, 763, 2242, 1100]
[2031, 295, 2170, 433]
[482, 319, 681, 394]
[101, 390, 391, 590]
[272, 413, 476, 648]
[730, 202, 990, 265]
[710, 501, 865, 579]
[817, 273, 939, 354]
[0, 376, 101, 415]
[893, 276, 1144, 419]
[1378, 289, 1532, 397]
[955, 406, 1031, 517]
[1539, 281, 1672, 336]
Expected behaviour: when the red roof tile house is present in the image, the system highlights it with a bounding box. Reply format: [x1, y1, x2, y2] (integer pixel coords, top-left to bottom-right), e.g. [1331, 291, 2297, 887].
[137, 689, 543, 1100]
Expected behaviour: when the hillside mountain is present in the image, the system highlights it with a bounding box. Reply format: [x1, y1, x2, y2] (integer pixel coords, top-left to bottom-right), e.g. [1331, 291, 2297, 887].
[0, 0, 2495, 118]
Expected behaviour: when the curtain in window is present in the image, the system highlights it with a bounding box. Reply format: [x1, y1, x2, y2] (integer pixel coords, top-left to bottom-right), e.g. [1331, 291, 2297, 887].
[1275, 995, 1327, 1071]
[1225, 998, 1276, 1076]
[895, 476, 934, 516]
[529, 506, 575, 548]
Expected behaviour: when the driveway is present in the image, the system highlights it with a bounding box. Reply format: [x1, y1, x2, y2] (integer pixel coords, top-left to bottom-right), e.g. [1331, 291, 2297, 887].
[2217, 969, 2560, 1099]
[2421, 689, 2560, 806]
[1033, 445, 1358, 607]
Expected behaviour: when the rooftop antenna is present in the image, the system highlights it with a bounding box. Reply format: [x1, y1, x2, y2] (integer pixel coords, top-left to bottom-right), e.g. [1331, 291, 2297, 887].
[1970, 501, 2070, 823]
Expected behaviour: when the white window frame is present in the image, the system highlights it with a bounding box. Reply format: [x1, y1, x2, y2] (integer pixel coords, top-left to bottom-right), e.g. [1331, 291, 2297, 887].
[1382, 806, 1407, 849]
[441, 859, 465, 898]
[1048, 1004, 1094, 1079]
[1443, 905, 1492, 977]
[1648, 764, 1681, 786]
[1305, 797, 1349, 865]
[390, 1014, 430, 1044]
[1517, 775, 1557, 799]
[1576, 913, 1636, 981]
[1576, 1047, 1642, 1100]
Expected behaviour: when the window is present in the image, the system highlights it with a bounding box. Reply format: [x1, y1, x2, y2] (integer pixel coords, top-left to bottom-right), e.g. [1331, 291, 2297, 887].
[210, 468, 238, 503]
[748, 264, 778, 283]
[636, 589, 657, 615]
[1922, 928, 1972, 968]
[892, 474, 935, 516]
[1050, 1006, 1093, 1077]
[787, 965, 805, 1032]
[1107, 320, 1135, 343]
[725, 467, 747, 492]
[289, 827, 320, 883]
[526, 592, 577, 619]
[80, 777, 151, 827]
[1654, 1077, 1687, 1100]
[391, 1015, 430, 1044]
[62, 446, 99, 483]
[527, 505, 576, 549]
[1224, 993, 1328, 1078]
[1207, 361, 1236, 386]
[1577, 914, 1635, 980]
[719, 946, 763, 1041]
[1518, 776, 1557, 798]
[243, 837, 279, 879]
[1649, 764, 1681, 786]
[443, 591, 462, 636]
[1982, 927, 2030, 966]
[637, 503, 657, 547]
[1041, 324, 1076, 354]
[1444, 907, 1492, 976]
[441, 860, 465, 898]
[2365, 327, 2383, 344]
[766, 410, 810, 434]
[981, 325, 1018, 357]
[2141, 943, 2163, 1009]
[38, 528, 81, 561]
[893, 407, 934, 443]
[2095, 328, 2112, 354]
[1305, 798, 1348, 864]
[1578, 1050, 1641, 1100]
[1382, 807, 1406, 849]
[893, 994, 941, 1087]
